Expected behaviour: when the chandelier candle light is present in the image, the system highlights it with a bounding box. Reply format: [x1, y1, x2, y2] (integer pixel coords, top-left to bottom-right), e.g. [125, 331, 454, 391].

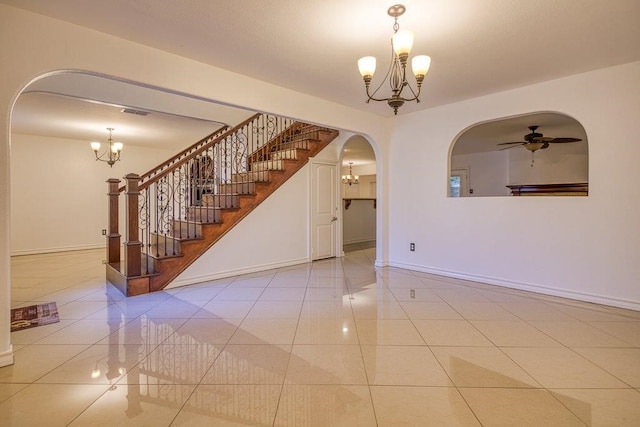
[90, 127, 123, 167]
[342, 162, 359, 186]
[358, 4, 431, 115]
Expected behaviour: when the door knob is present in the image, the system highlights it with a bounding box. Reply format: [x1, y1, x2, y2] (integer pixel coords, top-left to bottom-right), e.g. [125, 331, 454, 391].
[331, 217, 338, 222]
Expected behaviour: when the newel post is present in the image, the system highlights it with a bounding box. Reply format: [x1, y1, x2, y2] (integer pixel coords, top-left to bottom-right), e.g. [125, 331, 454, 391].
[124, 173, 141, 277]
[106, 178, 121, 265]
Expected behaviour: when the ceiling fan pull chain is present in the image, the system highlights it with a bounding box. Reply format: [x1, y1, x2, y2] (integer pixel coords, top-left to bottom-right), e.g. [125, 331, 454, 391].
[531, 151, 535, 167]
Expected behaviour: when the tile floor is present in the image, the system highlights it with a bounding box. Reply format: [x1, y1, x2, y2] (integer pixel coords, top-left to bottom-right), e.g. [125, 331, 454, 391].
[2, 247, 640, 426]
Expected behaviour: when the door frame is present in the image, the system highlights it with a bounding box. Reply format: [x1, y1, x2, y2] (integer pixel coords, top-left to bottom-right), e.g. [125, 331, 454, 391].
[309, 159, 341, 260]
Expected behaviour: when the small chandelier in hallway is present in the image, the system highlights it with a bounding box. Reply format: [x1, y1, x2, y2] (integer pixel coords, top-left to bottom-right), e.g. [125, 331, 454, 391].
[90, 127, 123, 167]
[357, 4, 431, 115]
[342, 162, 359, 186]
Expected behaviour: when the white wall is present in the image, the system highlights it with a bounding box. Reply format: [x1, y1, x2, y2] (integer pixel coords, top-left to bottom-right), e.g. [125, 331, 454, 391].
[389, 61, 640, 310]
[508, 140, 588, 185]
[451, 151, 509, 197]
[10, 134, 175, 255]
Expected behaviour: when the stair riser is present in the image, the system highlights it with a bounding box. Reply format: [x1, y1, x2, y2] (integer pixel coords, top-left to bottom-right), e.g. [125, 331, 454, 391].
[186, 207, 222, 223]
[217, 182, 255, 194]
[270, 149, 298, 160]
[201, 194, 239, 208]
[231, 171, 270, 183]
[250, 160, 284, 172]
[171, 220, 202, 239]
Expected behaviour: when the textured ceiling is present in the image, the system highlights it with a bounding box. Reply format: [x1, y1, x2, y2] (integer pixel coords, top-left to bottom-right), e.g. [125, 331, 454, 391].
[3, 0, 640, 117]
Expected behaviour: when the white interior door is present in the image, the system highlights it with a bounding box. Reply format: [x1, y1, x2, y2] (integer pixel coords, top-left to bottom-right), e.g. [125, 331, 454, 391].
[310, 161, 338, 260]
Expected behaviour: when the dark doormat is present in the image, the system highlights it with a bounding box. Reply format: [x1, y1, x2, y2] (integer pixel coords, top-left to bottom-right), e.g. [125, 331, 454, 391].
[11, 302, 59, 332]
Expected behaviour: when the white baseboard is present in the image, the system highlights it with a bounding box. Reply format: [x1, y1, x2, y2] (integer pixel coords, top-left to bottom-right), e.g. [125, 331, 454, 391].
[343, 237, 376, 245]
[389, 261, 640, 312]
[0, 346, 14, 367]
[166, 257, 310, 290]
[11, 244, 104, 257]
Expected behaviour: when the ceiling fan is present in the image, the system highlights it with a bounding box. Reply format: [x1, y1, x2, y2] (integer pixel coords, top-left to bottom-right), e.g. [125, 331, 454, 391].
[497, 125, 582, 166]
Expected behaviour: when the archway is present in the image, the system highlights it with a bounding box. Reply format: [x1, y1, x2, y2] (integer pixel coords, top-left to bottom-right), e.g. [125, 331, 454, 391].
[340, 135, 377, 254]
[449, 112, 588, 197]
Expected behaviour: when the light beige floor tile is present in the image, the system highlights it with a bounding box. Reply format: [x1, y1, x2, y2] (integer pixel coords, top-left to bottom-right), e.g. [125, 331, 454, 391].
[201, 344, 290, 385]
[267, 276, 309, 288]
[529, 320, 633, 347]
[131, 343, 220, 384]
[169, 285, 224, 302]
[475, 289, 534, 303]
[68, 382, 196, 426]
[227, 275, 273, 288]
[57, 300, 109, 319]
[370, 386, 480, 426]
[587, 320, 640, 346]
[274, 384, 376, 427]
[294, 317, 358, 344]
[573, 348, 640, 387]
[214, 287, 264, 301]
[306, 276, 347, 288]
[460, 388, 584, 426]
[433, 288, 492, 303]
[550, 388, 640, 426]
[432, 346, 541, 388]
[0, 384, 108, 427]
[171, 384, 281, 426]
[503, 347, 630, 388]
[229, 318, 298, 345]
[36, 319, 123, 345]
[413, 319, 493, 346]
[300, 300, 354, 320]
[304, 287, 349, 301]
[470, 320, 561, 347]
[0, 344, 90, 383]
[10, 319, 77, 345]
[174, 318, 239, 345]
[259, 287, 306, 301]
[246, 300, 303, 318]
[192, 300, 255, 319]
[355, 319, 425, 345]
[97, 317, 187, 346]
[497, 301, 576, 320]
[36, 343, 149, 385]
[399, 301, 463, 320]
[548, 302, 633, 321]
[391, 287, 443, 302]
[0, 383, 28, 404]
[351, 299, 409, 320]
[285, 345, 367, 385]
[362, 345, 452, 386]
[144, 298, 206, 318]
[446, 301, 519, 320]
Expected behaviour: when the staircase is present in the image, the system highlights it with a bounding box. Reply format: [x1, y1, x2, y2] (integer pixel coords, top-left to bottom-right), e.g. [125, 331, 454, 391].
[105, 113, 339, 296]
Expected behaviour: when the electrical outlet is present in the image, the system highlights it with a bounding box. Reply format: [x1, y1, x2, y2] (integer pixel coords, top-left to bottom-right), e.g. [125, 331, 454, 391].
[410, 289, 415, 299]
[101, 229, 107, 235]
[410, 243, 415, 251]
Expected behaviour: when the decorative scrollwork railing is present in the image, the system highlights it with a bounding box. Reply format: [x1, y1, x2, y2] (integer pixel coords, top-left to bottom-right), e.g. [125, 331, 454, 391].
[108, 113, 324, 278]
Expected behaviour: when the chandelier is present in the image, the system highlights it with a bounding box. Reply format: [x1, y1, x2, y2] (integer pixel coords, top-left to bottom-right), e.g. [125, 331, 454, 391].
[357, 4, 431, 115]
[342, 162, 359, 186]
[90, 127, 123, 167]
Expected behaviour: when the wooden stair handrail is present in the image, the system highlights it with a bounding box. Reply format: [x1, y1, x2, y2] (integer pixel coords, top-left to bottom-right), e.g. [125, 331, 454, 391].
[138, 113, 263, 191]
[117, 124, 231, 192]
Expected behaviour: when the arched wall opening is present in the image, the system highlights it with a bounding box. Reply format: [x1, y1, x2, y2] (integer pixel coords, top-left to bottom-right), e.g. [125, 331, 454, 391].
[339, 135, 378, 255]
[448, 112, 589, 197]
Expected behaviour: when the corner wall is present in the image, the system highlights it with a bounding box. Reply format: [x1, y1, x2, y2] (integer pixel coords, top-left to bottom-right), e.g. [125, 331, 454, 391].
[389, 61, 640, 310]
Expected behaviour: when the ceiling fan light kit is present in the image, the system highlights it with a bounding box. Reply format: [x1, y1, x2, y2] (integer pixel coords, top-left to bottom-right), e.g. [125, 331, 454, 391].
[497, 125, 581, 166]
[357, 4, 431, 115]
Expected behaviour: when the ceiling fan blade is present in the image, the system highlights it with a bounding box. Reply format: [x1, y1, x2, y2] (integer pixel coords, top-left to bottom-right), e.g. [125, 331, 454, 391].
[532, 136, 553, 142]
[498, 144, 524, 151]
[541, 142, 550, 149]
[549, 137, 582, 143]
[497, 141, 524, 146]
